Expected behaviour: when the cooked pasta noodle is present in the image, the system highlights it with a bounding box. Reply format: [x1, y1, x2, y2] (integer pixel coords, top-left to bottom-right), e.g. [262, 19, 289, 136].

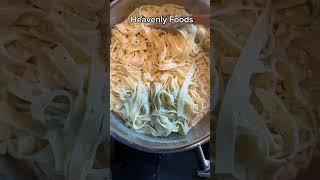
[214, 0, 320, 179]
[110, 4, 210, 137]
[0, 0, 109, 180]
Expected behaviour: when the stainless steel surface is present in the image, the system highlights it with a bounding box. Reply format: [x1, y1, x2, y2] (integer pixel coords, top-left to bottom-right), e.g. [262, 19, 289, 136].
[196, 146, 211, 178]
[110, 0, 212, 153]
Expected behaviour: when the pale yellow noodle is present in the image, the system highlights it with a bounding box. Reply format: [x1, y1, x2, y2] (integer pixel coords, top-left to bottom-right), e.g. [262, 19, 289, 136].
[110, 4, 210, 137]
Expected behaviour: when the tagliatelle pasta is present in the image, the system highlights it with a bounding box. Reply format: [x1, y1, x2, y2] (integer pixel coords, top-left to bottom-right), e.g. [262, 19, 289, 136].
[0, 0, 109, 180]
[110, 4, 210, 137]
[214, 0, 320, 179]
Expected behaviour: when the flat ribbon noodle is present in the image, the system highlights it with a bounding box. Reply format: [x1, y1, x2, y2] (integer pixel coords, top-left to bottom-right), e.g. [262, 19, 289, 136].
[0, 1, 109, 179]
[110, 4, 210, 137]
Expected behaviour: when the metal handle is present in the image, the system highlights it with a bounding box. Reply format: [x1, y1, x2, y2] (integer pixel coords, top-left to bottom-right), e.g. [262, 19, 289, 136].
[196, 145, 211, 178]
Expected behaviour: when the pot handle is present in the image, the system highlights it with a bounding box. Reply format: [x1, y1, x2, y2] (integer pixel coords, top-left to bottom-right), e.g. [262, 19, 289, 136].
[196, 145, 211, 178]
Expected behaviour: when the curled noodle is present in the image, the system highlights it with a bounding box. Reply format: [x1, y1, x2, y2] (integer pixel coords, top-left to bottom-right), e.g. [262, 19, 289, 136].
[110, 4, 210, 136]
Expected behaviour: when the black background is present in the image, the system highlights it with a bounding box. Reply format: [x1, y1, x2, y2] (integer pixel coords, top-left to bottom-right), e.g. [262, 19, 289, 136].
[111, 139, 210, 180]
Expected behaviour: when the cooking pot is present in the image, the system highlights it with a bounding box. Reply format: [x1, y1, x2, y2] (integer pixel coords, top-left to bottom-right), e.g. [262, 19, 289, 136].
[110, 0, 213, 154]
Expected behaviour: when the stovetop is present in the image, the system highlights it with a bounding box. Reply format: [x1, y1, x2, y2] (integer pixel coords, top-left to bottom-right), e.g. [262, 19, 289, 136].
[111, 138, 210, 180]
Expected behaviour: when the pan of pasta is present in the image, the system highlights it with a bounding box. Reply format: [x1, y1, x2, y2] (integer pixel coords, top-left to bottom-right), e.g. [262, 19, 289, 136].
[110, 0, 214, 153]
